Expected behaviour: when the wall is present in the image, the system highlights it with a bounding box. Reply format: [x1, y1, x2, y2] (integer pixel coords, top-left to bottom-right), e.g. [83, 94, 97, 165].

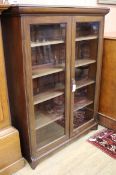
[8, 0, 97, 6]
[101, 5, 116, 35]
[7, 0, 116, 35]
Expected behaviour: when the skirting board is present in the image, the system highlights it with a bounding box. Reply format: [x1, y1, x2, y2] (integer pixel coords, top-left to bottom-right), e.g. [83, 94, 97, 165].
[0, 158, 25, 175]
[0, 127, 25, 175]
[98, 113, 116, 131]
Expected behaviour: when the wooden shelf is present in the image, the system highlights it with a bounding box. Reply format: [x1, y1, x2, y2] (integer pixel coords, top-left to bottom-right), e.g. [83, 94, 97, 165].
[31, 40, 64, 47]
[32, 66, 64, 79]
[75, 59, 96, 68]
[75, 35, 98, 42]
[76, 79, 95, 89]
[34, 89, 64, 105]
[35, 111, 63, 130]
[74, 98, 93, 112]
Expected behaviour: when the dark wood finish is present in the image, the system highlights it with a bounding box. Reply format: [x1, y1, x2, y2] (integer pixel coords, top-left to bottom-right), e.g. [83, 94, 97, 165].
[2, 15, 33, 163]
[0, 4, 25, 174]
[4, 5, 109, 15]
[2, 6, 108, 168]
[0, 4, 10, 14]
[99, 37, 116, 130]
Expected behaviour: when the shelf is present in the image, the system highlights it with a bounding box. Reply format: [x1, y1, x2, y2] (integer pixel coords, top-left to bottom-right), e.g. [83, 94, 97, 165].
[32, 66, 64, 79]
[36, 122, 64, 148]
[75, 35, 98, 42]
[75, 59, 96, 68]
[35, 111, 63, 130]
[34, 89, 64, 105]
[31, 40, 64, 47]
[74, 98, 93, 112]
[76, 79, 95, 89]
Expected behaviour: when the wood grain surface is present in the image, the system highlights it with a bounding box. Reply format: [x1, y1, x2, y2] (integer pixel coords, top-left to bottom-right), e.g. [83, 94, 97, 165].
[99, 39, 116, 120]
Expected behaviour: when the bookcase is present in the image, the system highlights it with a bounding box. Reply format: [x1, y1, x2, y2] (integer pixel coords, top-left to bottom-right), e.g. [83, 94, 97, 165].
[2, 6, 109, 168]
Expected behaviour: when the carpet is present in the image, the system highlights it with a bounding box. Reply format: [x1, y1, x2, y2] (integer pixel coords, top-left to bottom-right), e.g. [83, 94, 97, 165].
[88, 129, 116, 159]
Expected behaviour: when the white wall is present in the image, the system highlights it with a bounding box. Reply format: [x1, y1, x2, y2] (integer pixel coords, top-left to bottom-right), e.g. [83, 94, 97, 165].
[8, 0, 97, 6]
[7, 0, 116, 35]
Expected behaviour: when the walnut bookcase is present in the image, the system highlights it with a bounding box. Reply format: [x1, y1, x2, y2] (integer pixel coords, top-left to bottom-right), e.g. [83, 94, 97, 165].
[2, 6, 109, 168]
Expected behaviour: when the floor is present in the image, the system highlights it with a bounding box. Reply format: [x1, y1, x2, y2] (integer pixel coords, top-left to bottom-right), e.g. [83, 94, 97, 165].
[13, 126, 116, 175]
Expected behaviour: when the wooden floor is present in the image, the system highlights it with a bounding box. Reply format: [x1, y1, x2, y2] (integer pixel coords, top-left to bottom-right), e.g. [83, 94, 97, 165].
[13, 126, 116, 175]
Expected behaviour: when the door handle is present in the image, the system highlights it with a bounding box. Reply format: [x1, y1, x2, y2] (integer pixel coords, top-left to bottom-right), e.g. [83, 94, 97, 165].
[72, 79, 76, 92]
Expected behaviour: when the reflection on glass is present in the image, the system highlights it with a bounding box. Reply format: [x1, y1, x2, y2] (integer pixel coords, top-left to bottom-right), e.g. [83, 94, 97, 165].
[36, 121, 65, 148]
[31, 44, 66, 67]
[35, 95, 65, 148]
[75, 40, 98, 62]
[75, 65, 96, 90]
[73, 106, 93, 129]
[30, 24, 66, 68]
[30, 24, 66, 42]
[78, 42, 90, 59]
[74, 85, 95, 111]
[33, 72, 65, 95]
[73, 22, 99, 130]
[30, 23, 67, 148]
[75, 66, 89, 81]
[35, 96, 65, 123]
[76, 22, 99, 37]
[73, 84, 95, 130]
[74, 88, 88, 105]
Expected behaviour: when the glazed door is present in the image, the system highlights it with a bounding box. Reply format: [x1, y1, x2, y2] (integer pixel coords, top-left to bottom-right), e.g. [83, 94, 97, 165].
[22, 16, 71, 156]
[70, 16, 104, 137]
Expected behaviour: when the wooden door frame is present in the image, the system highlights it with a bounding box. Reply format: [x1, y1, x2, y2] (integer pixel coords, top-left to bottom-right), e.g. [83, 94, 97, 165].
[21, 15, 72, 159]
[70, 16, 104, 137]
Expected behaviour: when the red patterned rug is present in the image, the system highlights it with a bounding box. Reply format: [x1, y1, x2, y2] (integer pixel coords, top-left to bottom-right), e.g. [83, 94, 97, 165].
[88, 129, 116, 159]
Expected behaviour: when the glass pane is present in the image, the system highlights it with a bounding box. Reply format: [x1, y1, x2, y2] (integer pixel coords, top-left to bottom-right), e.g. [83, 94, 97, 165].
[31, 43, 65, 67]
[75, 40, 98, 65]
[73, 85, 95, 130]
[75, 64, 96, 89]
[76, 22, 99, 37]
[73, 105, 94, 129]
[30, 23, 66, 148]
[73, 21, 99, 130]
[30, 24, 66, 67]
[33, 72, 65, 96]
[74, 85, 95, 109]
[30, 24, 65, 42]
[35, 95, 65, 148]
[73, 71, 96, 130]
